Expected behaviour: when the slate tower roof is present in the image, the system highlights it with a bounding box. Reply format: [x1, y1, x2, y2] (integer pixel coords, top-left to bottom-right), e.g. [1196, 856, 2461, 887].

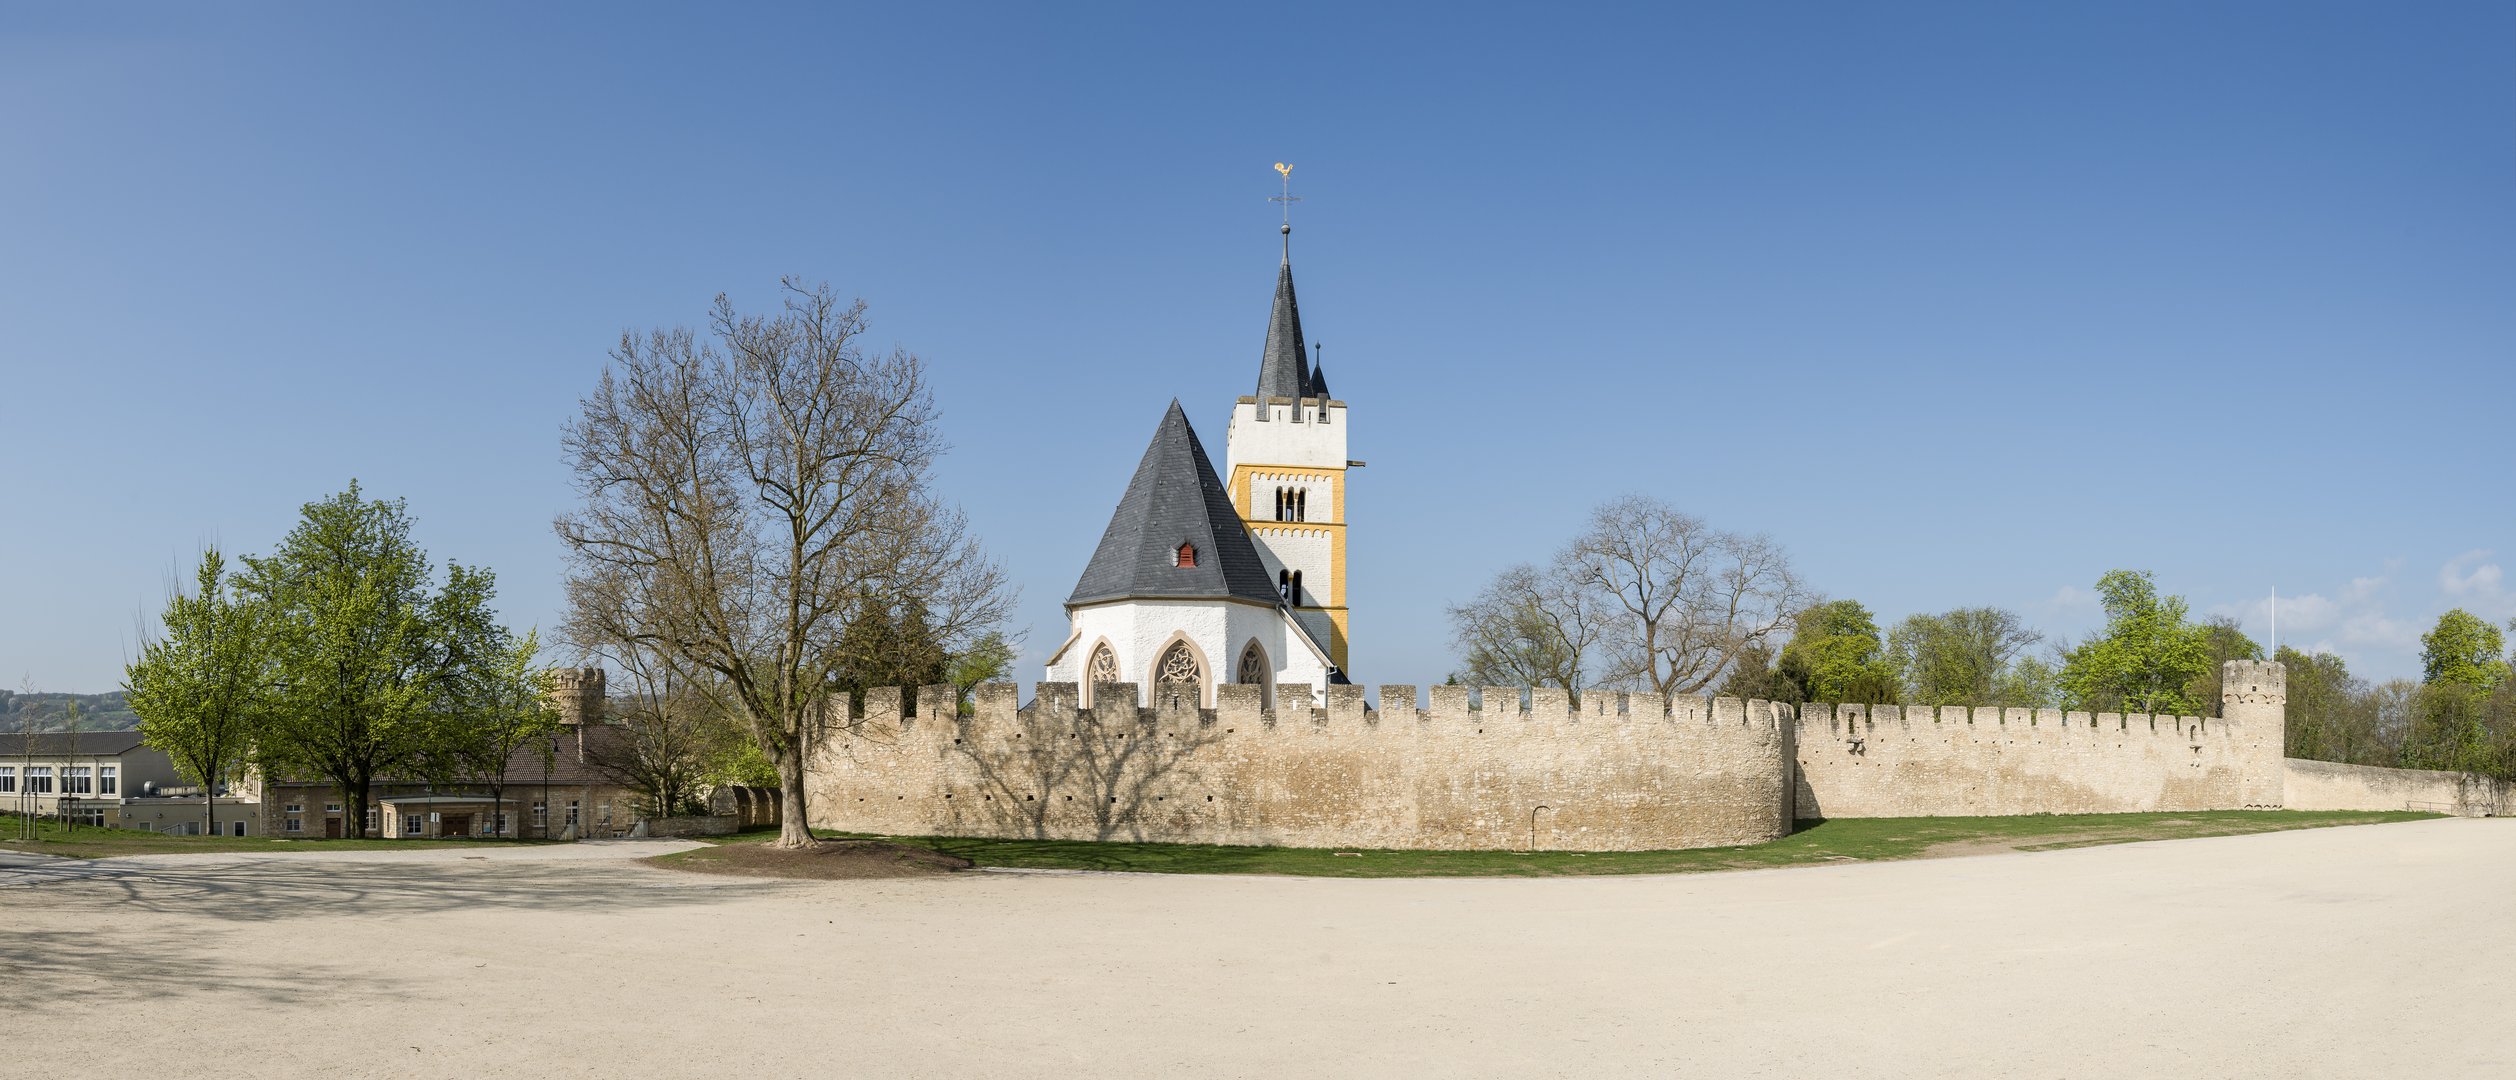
[1067, 401, 1282, 608]
[1253, 225, 1312, 401]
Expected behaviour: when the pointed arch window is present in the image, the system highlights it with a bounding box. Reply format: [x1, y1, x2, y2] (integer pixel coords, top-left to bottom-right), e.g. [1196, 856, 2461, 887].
[1288, 570, 1304, 606]
[1237, 641, 1268, 686]
[1157, 641, 1202, 687]
[1175, 543, 1197, 568]
[1087, 644, 1119, 687]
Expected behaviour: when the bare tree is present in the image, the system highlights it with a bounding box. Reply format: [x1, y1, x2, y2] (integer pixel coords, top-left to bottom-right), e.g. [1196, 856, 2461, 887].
[1447, 563, 1600, 690]
[583, 644, 744, 820]
[1558, 495, 1808, 698]
[556, 280, 1012, 848]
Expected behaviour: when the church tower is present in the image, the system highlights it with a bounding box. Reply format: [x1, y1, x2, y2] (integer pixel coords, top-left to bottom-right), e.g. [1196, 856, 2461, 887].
[1225, 216, 1351, 670]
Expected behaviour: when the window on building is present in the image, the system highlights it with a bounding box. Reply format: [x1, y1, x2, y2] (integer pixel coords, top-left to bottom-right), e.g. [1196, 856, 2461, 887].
[66, 767, 91, 795]
[285, 818, 303, 833]
[1087, 644, 1119, 686]
[1237, 642, 1268, 686]
[599, 802, 612, 827]
[98, 766, 116, 795]
[0, 766, 14, 793]
[1289, 570, 1304, 606]
[566, 801, 580, 826]
[1157, 640, 1202, 688]
[231, 821, 245, 837]
[1175, 543, 1197, 568]
[27, 767, 52, 794]
[366, 808, 379, 832]
[284, 803, 305, 814]
[325, 803, 341, 813]
[532, 802, 547, 827]
[493, 812, 508, 836]
[404, 814, 425, 836]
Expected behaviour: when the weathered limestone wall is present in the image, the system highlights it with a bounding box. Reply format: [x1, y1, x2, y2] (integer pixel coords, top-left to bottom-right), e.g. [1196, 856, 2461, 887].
[1791, 660, 2289, 820]
[806, 683, 1795, 852]
[2282, 758, 2512, 817]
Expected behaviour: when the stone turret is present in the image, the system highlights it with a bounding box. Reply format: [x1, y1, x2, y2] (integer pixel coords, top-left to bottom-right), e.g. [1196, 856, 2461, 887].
[547, 667, 607, 726]
[2221, 659, 2286, 808]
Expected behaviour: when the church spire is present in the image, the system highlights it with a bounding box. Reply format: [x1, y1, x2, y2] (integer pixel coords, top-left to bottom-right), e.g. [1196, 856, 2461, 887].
[1255, 162, 1310, 402]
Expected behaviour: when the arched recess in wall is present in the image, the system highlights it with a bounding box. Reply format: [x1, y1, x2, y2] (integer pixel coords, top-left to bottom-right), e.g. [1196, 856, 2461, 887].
[1081, 638, 1120, 709]
[1146, 630, 1212, 709]
[1236, 639, 1273, 710]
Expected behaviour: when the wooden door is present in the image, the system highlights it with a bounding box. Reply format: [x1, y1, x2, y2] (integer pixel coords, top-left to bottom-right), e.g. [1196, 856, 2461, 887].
[440, 813, 471, 838]
[325, 818, 342, 839]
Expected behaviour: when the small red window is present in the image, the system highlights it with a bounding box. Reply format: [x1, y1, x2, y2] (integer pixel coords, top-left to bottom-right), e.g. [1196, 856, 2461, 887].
[1175, 543, 1197, 568]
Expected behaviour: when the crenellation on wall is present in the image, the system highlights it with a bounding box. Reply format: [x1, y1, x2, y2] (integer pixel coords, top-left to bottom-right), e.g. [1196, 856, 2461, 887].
[1376, 684, 1419, 720]
[1428, 685, 1473, 724]
[807, 679, 1797, 852]
[1529, 686, 1572, 719]
[1482, 686, 1525, 720]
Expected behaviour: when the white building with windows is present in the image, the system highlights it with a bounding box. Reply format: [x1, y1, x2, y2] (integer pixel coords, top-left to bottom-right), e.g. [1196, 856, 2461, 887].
[1042, 221, 1352, 707]
[0, 730, 255, 834]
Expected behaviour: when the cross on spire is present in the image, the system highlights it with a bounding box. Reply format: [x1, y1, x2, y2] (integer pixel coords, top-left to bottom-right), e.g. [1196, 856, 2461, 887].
[1270, 162, 1300, 258]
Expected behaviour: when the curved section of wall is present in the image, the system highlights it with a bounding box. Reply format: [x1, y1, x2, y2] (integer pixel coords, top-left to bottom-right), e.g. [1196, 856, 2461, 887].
[1790, 703, 2285, 820]
[805, 683, 1793, 852]
[2283, 758, 2511, 816]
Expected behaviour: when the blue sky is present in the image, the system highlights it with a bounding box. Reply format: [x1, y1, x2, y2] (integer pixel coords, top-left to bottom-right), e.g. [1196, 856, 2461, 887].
[4, 2, 2511, 693]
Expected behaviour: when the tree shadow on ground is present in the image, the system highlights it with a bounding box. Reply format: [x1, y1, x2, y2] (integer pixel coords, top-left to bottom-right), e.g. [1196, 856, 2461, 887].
[0, 926, 353, 1008]
[1, 855, 779, 924]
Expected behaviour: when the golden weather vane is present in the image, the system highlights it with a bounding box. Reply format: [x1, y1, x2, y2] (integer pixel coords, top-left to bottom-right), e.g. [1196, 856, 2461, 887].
[1270, 162, 1300, 227]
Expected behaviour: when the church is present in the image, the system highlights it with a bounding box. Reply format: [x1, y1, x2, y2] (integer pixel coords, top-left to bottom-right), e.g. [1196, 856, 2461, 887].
[1042, 216, 1353, 708]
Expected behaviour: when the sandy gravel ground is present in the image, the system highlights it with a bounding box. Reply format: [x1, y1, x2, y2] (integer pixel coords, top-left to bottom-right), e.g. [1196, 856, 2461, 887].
[3, 820, 2508, 1079]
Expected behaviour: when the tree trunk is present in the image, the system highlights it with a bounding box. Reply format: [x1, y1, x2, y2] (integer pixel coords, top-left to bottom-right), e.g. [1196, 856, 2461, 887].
[773, 747, 814, 848]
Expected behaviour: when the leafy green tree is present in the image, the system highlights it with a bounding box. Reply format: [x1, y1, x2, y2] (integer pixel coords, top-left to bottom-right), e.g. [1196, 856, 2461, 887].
[444, 629, 560, 837]
[2419, 608, 2508, 690]
[946, 631, 1017, 712]
[240, 484, 512, 840]
[1714, 641, 1795, 704]
[1885, 607, 2044, 705]
[126, 550, 269, 839]
[2181, 615, 2264, 710]
[1775, 600, 1900, 704]
[832, 592, 952, 711]
[2057, 570, 2212, 715]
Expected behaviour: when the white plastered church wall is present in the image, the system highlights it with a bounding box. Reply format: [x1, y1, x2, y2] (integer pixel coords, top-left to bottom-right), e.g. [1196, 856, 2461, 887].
[1225, 400, 1347, 472]
[1046, 598, 1331, 709]
[1246, 526, 1335, 603]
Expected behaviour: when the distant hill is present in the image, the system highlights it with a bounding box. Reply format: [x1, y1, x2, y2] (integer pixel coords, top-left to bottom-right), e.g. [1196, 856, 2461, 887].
[0, 691, 141, 733]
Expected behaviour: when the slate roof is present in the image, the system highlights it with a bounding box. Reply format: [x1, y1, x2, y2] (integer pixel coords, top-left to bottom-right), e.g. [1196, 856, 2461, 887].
[1307, 352, 1330, 399]
[2, 729, 147, 757]
[1255, 253, 1311, 401]
[1068, 401, 1283, 608]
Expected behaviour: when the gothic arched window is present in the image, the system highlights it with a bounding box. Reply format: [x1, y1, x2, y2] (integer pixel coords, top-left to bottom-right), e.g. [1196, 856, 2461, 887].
[1288, 570, 1304, 606]
[1237, 641, 1268, 686]
[1087, 644, 1119, 687]
[1278, 569, 1291, 601]
[1157, 641, 1201, 687]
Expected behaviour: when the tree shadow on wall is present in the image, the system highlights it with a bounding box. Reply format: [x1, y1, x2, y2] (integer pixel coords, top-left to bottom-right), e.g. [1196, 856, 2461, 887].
[951, 684, 1230, 842]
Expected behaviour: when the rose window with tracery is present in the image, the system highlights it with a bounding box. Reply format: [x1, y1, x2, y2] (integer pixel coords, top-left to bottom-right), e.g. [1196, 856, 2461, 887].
[1157, 641, 1202, 686]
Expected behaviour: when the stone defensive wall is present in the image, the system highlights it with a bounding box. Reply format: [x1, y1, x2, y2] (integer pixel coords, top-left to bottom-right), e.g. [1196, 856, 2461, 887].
[1790, 660, 2290, 819]
[2282, 758, 2512, 817]
[804, 682, 1797, 852]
